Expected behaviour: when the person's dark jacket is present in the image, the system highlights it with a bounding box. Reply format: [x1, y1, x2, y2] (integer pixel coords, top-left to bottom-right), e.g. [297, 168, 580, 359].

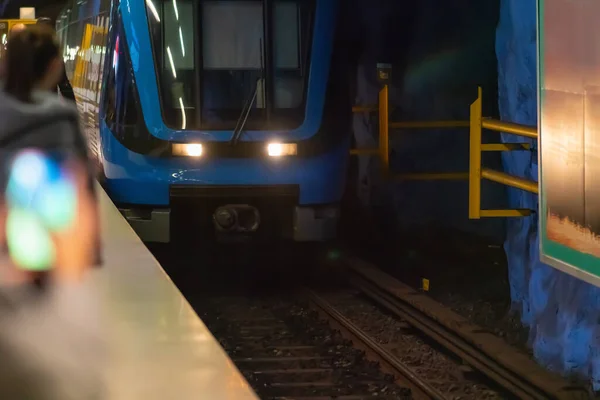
[0, 84, 83, 154]
[55, 65, 76, 102]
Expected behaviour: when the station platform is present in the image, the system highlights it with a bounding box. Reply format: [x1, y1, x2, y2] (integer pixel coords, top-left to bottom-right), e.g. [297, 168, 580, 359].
[0, 185, 258, 400]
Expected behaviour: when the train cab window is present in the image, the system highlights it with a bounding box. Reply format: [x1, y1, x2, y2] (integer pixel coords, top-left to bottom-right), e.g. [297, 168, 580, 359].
[201, 1, 266, 125]
[273, 1, 303, 110]
[147, 0, 314, 131]
[147, 0, 197, 130]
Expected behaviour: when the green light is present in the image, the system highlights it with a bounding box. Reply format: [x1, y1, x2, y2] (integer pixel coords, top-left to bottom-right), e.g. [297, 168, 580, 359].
[6, 208, 55, 271]
[327, 249, 342, 260]
[36, 179, 77, 232]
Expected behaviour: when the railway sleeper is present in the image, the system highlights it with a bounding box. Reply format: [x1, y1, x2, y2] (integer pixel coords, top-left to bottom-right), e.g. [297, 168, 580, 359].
[262, 381, 407, 398]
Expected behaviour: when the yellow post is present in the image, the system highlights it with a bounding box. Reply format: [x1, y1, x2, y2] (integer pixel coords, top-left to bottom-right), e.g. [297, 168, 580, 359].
[481, 119, 537, 139]
[379, 85, 390, 177]
[469, 87, 483, 219]
[481, 168, 539, 194]
[73, 24, 93, 89]
[350, 148, 379, 155]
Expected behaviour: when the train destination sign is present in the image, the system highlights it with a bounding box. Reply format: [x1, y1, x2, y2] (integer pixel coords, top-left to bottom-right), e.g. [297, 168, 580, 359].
[538, 0, 600, 286]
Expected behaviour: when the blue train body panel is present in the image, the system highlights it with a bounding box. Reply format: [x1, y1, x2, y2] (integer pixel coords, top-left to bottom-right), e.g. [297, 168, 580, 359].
[58, 0, 348, 242]
[100, 121, 350, 206]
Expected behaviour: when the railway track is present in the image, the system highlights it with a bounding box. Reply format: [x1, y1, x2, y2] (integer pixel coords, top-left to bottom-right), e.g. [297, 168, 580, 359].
[198, 296, 412, 400]
[323, 258, 590, 400]
[191, 256, 588, 399]
[305, 290, 448, 400]
[197, 287, 506, 398]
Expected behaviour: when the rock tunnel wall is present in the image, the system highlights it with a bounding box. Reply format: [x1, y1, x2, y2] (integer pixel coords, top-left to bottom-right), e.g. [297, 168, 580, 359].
[351, 0, 600, 388]
[497, 0, 600, 388]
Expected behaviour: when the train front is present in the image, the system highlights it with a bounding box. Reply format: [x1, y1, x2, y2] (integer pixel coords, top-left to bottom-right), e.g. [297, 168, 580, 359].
[100, 0, 347, 243]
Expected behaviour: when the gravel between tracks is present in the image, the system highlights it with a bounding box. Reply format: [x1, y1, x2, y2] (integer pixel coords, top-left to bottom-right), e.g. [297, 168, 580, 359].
[318, 289, 507, 400]
[198, 296, 412, 399]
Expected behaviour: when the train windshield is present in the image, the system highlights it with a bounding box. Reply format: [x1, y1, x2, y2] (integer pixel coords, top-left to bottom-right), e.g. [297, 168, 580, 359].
[146, 0, 314, 131]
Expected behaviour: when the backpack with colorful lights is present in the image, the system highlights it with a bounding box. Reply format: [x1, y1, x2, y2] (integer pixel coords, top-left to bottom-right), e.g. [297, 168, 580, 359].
[0, 113, 102, 285]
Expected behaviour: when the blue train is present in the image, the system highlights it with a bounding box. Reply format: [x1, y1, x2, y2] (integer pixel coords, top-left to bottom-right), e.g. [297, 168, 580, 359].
[56, 0, 350, 243]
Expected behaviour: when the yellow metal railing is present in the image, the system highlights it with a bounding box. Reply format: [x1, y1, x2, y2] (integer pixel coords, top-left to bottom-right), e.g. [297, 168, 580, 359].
[351, 85, 538, 219]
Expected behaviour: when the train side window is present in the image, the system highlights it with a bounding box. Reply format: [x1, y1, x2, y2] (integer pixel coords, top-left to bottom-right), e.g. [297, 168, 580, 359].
[103, 19, 139, 136]
[64, 6, 84, 83]
[94, 15, 110, 104]
[85, 17, 103, 102]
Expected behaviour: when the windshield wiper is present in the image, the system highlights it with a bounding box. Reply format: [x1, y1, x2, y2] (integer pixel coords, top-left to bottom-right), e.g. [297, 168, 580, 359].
[230, 38, 266, 147]
[229, 77, 260, 147]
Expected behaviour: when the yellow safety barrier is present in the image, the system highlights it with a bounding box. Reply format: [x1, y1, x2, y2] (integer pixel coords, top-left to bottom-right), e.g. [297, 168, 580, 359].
[468, 87, 538, 218]
[4, 19, 37, 30]
[351, 85, 469, 181]
[351, 85, 539, 219]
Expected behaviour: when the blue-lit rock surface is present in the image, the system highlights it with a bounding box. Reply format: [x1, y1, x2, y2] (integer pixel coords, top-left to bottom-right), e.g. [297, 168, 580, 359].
[497, 0, 600, 388]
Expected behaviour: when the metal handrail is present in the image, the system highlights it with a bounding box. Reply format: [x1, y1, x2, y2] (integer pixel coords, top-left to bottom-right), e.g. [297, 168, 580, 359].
[350, 85, 539, 219]
[482, 118, 537, 139]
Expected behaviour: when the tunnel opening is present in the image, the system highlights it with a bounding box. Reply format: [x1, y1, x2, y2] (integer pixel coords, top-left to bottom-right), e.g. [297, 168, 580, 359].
[336, 0, 600, 391]
[337, 0, 535, 355]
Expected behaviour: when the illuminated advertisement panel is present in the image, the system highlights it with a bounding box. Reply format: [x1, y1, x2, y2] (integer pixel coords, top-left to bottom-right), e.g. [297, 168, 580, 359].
[538, 0, 600, 285]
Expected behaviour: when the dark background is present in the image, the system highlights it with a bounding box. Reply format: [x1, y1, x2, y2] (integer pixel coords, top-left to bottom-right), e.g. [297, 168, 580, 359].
[0, 0, 66, 20]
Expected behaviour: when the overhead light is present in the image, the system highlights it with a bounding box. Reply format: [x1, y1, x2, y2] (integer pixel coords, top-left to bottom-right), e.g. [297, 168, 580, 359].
[178, 97, 186, 129]
[173, 143, 203, 157]
[167, 46, 176, 78]
[146, 0, 161, 22]
[267, 143, 297, 157]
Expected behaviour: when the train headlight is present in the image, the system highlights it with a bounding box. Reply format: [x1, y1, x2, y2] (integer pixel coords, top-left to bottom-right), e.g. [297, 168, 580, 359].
[173, 143, 203, 157]
[267, 143, 297, 157]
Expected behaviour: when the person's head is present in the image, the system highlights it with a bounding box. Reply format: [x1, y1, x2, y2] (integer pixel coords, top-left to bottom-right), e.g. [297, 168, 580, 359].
[3, 25, 63, 102]
[8, 23, 27, 38]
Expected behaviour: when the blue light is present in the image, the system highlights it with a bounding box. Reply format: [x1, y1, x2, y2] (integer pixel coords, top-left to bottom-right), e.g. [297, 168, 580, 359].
[6, 150, 61, 209]
[5, 150, 78, 232]
[35, 177, 78, 232]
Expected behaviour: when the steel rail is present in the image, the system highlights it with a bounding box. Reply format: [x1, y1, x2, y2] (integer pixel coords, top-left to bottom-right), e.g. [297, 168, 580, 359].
[345, 259, 588, 400]
[305, 289, 447, 400]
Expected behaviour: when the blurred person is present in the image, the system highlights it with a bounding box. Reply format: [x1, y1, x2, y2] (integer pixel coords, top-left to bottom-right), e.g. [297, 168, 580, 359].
[36, 17, 76, 102]
[0, 25, 83, 154]
[0, 23, 27, 78]
[0, 25, 99, 287]
[8, 23, 26, 37]
[0, 30, 105, 399]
